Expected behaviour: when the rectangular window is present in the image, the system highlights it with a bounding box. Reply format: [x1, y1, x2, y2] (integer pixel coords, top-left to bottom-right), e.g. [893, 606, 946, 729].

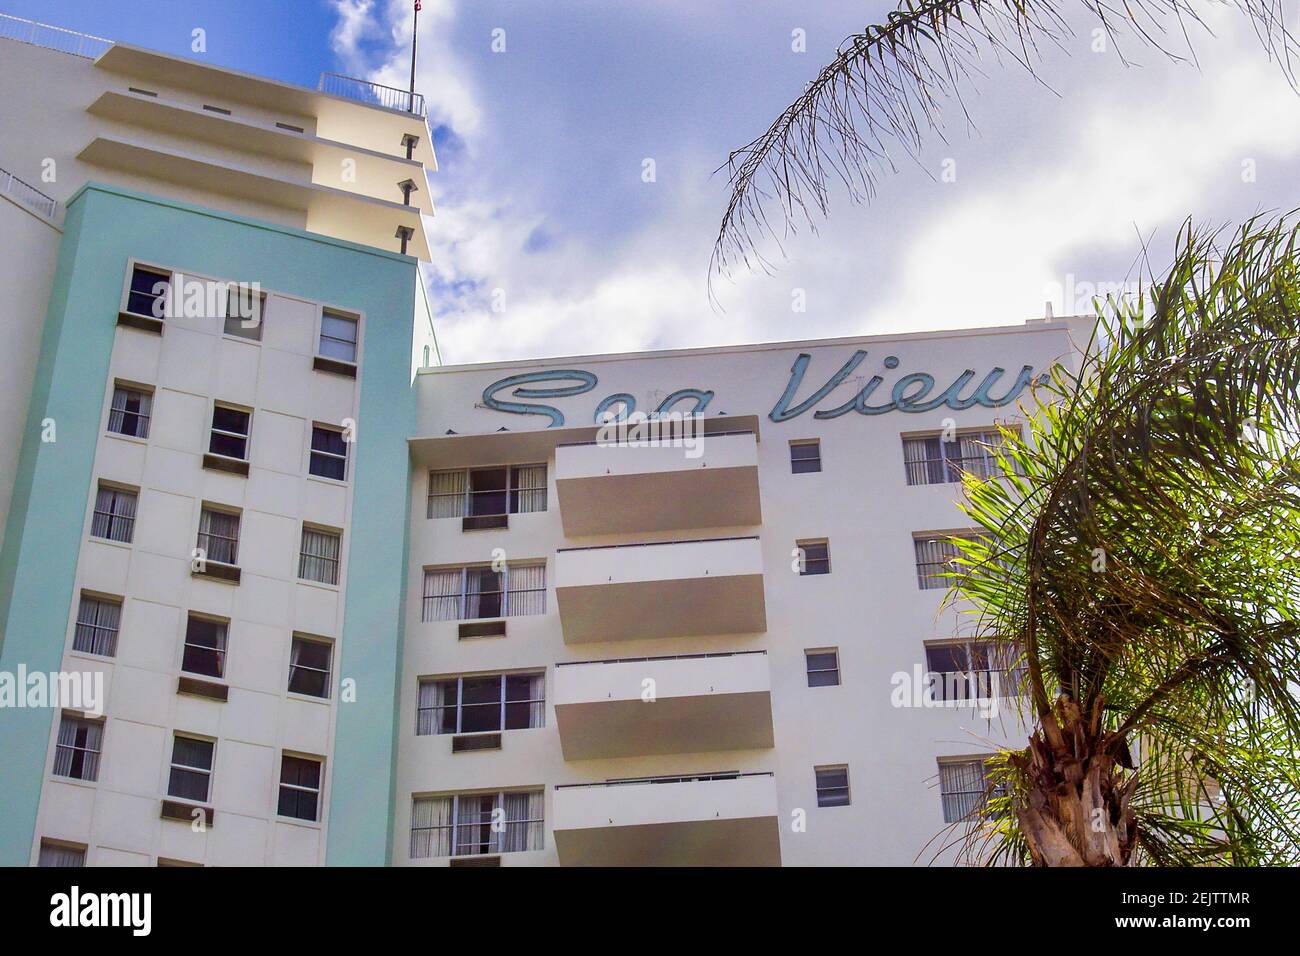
[914, 534, 976, 590]
[91, 484, 137, 543]
[797, 539, 830, 576]
[125, 264, 169, 318]
[426, 464, 548, 518]
[223, 288, 264, 341]
[197, 507, 240, 566]
[288, 636, 332, 698]
[299, 526, 341, 585]
[421, 563, 546, 622]
[790, 439, 822, 474]
[73, 594, 121, 657]
[208, 404, 251, 461]
[108, 385, 152, 439]
[53, 715, 103, 781]
[926, 641, 1022, 701]
[902, 429, 1013, 486]
[309, 425, 347, 480]
[410, 790, 544, 859]
[182, 616, 228, 679]
[318, 309, 358, 363]
[278, 755, 322, 821]
[417, 672, 545, 735]
[939, 758, 1006, 823]
[815, 766, 851, 808]
[805, 649, 840, 687]
[168, 735, 214, 803]
[38, 841, 86, 867]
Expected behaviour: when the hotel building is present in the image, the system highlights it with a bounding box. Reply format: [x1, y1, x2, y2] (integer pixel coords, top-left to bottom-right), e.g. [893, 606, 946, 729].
[0, 15, 1090, 867]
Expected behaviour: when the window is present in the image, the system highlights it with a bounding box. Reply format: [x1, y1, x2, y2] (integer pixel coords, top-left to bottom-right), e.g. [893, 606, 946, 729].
[38, 841, 85, 867]
[411, 790, 544, 859]
[939, 758, 1006, 823]
[417, 672, 545, 735]
[318, 309, 358, 363]
[427, 464, 547, 518]
[309, 425, 347, 480]
[914, 533, 976, 590]
[790, 439, 822, 474]
[53, 715, 103, 781]
[168, 735, 214, 803]
[197, 507, 240, 566]
[91, 484, 136, 543]
[815, 766, 851, 807]
[278, 755, 323, 821]
[182, 616, 228, 679]
[208, 404, 251, 461]
[805, 649, 840, 687]
[925, 641, 1022, 701]
[421, 563, 546, 622]
[299, 526, 341, 585]
[223, 288, 264, 341]
[797, 539, 830, 576]
[73, 594, 121, 657]
[108, 385, 152, 439]
[903, 429, 1013, 486]
[125, 264, 169, 318]
[288, 636, 332, 698]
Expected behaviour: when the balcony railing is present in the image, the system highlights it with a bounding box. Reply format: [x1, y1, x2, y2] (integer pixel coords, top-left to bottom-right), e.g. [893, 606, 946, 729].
[0, 13, 111, 59]
[555, 649, 767, 667]
[555, 771, 772, 790]
[0, 166, 58, 221]
[317, 72, 426, 116]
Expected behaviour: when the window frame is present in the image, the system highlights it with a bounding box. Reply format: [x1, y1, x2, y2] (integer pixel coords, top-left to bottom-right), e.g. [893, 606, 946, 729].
[90, 481, 138, 544]
[277, 753, 324, 823]
[925, 640, 1023, 701]
[426, 463, 549, 519]
[196, 503, 242, 568]
[789, 438, 822, 474]
[420, 562, 548, 622]
[288, 634, 334, 699]
[416, 671, 547, 735]
[804, 648, 840, 687]
[167, 734, 215, 804]
[53, 712, 104, 782]
[913, 531, 981, 590]
[222, 286, 265, 342]
[106, 382, 154, 440]
[298, 524, 343, 586]
[207, 401, 252, 463]
[938, 756, 1006, 823]
[316, 307, 361, 366]
[72, 592, 122, 658]
[38, 840, 87, 868]
[410, 789, 545, 859]
[181, 613, 229, 680]
[796, 538, 831, 576]
[308, 423, 349, 482]
[815, 765, 851, 808]
[901, 426, 1019, 486]
[120, 260, 172, 321]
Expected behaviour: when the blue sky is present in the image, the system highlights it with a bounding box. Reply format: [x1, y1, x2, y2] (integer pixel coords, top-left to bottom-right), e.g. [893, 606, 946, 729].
[10, 1, 1300, 364]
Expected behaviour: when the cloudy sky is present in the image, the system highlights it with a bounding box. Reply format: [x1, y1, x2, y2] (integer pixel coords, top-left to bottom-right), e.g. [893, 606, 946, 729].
[14, 0, 1300, 363]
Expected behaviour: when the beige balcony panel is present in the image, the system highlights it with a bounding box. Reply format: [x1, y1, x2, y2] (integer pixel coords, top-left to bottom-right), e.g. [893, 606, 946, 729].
[555, 536, 766, 643]
[554, 652, 774, 759]
[555, 431, 761, 535]
[553, 773, 781, 866]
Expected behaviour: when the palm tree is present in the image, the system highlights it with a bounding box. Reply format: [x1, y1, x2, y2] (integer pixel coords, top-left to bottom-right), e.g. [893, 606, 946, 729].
[711, 0, 1297, 285]
[942, 215, 1300, 866]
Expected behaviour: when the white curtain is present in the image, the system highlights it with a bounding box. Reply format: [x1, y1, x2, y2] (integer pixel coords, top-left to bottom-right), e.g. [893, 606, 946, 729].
[410, 796, 453, 858]
[108, 387, 151, 437]
[74, 597, 120, 656]
[416, 679, 453, 735]
[901, 436, 936, 485]
[958, 430, 999, 479]
[939, 760, 988, 823]
[299, 528, 340, 584]
[465, 568, 502, 619]
[92, 487, 136, 541]
[427, 470, 468, 518]
[456, 794, 495, 855]
[422, 569, 463, 622]
[506, 564, 546, 616]
[914, 537, 957, 590]
[54, 717, 102, 781]
[512, 465, 547, 513]
[502, 790, 544, 852]
[38, 844, 85, 868]
[198, 509, 239, 565]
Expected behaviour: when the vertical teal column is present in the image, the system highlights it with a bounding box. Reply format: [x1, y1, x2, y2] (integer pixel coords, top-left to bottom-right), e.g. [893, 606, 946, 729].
[0, 184, 415, 865]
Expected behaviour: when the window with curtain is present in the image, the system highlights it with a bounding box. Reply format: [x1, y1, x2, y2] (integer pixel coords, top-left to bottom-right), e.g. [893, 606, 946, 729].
[913, 534, 977, 590]
[925, 641, 1023, 701]
[417, 672, 545, 735]
[197, 507, 240, 566]
[319, 309, 358, 363]
[182, 616, 227, 679]
[299, 527, 341, 585]
[107, 385, 152, 439]
[288, 636, 332, 698]
[410, 790, 544, 859]
[902, 429, 1014, 486]
[939, 758, 1005, 823]
[73, 594, 121, 657]
[91, 485, 137, 543]
[420, 564, 546, 622]
[168, 735, 214, 803]
[426, 464, 547, 518]
[38, 841, 86, 867]
[277, 755, 322, 821]
[53, 715, 103, 781]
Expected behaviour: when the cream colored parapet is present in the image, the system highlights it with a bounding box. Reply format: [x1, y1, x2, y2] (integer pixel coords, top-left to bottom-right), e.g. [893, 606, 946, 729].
[552, 772, 782, 866]
[554, 651, 775, 759]
[555, 536, 768, 643]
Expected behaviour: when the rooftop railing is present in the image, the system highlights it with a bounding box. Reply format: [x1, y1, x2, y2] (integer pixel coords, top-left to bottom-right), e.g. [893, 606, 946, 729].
[0, 13, 111, 59]
[317, 72, 426, 116]
[0, 167, 58, 221]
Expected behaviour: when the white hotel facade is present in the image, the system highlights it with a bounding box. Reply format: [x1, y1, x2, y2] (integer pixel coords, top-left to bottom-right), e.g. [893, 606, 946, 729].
[0, 15, 1089, 867]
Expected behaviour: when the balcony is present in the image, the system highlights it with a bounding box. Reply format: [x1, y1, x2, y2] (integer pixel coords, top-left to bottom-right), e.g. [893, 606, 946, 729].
[555, 536, 766, 644]
[553, 772, 781, 866]
[554, 430, 761, 536]
[554, 651, 773, 760]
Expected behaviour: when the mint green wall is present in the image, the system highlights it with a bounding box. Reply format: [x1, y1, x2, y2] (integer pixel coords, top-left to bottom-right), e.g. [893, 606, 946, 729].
[0, 184, 415, 866]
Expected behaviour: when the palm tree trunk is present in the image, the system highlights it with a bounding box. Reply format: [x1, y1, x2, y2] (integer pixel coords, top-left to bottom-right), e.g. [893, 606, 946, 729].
[1015, 695, 1140, 866]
